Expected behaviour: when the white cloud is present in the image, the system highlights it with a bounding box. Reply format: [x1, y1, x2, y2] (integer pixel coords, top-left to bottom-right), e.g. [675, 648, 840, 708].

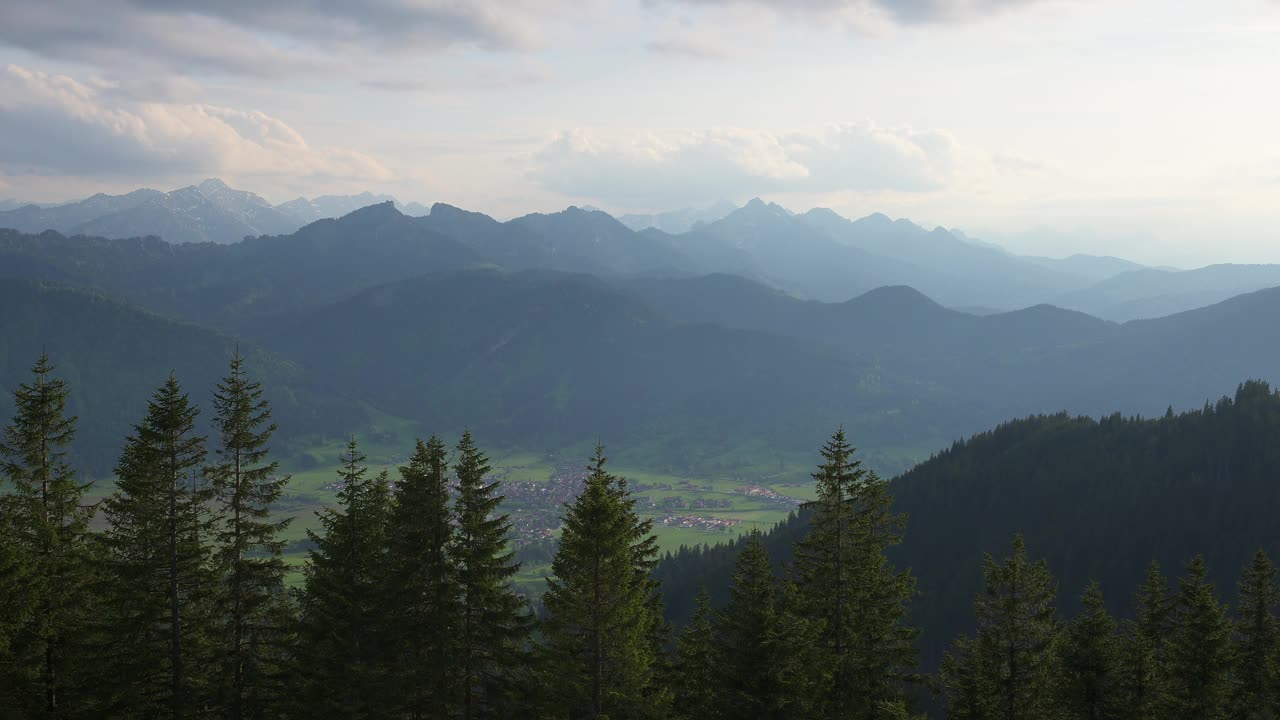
[0, 64, 391, 183]
[521, 122, 977, 207]
[645, 35, 735, 59]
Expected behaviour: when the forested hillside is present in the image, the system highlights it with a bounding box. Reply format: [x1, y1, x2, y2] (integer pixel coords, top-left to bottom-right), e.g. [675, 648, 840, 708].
[0, 279, 364, 475]
[658, 380, 1280, 673]
[4, 356, 1278, 719]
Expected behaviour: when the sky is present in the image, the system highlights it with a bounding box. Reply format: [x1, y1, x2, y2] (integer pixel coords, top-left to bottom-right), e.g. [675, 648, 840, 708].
[0, 0, 1277, 267]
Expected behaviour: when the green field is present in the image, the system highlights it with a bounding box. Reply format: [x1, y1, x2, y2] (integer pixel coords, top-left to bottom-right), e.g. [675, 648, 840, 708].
[80, 420, 930, 593]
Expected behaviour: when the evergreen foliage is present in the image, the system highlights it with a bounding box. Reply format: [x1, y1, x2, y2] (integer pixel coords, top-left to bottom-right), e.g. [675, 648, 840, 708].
[539, 444, 664, 719]
[1057, 582, 1121, 720]
[385, 435, 459, 719]
[451, 430, 528, 719]
[792, 428, 919, 718]
[206, 351, 292, 720]
[672, 589, 720, 720]
[717, 530, 779, 717]
[1, 360, 1279, 719]
[768, 577, 829, 718]
[1119, 562, 1172, 719]
[101, 374, 216, 719]
[942, 535, 1060, 720]
[0, 355, 96, 718]
[1162, 555, 1235, 720]
[1233, 550, 1280, 720]
[294, 439, 392, 719]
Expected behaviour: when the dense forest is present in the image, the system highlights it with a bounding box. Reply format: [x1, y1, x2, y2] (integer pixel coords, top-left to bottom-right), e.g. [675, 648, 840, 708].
[659, 381, 1280, 666]
[4, 354, 1280, 719]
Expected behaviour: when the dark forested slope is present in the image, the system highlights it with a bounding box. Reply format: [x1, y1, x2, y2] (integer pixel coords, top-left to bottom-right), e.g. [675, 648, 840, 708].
[657, 380, 1280, 668]
[0, 280, 363, 475]
[260, 268, 959, 471]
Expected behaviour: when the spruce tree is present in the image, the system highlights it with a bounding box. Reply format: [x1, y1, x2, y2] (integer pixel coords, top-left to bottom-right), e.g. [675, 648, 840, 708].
[718, 530, 779, 717]
[1232, 550, 1280, 720]
[1162, 555, 1234, 720]
[540, 444, 664, 719]
[101, 374, 215, 719]
[206, 352, 291, 720]
[1119, 561, 1171, 719]
[672, 589, 720, 720]
[0, 499, 35, 720]
[451, 430, 528, 719]
[793, 428, 918, 719]
[940, 633, 995, 720]
[0, 354, 96, 718]
[1058, 582, 1121, 720]
[943, 535, 1060, 720]
[768, 577, 827, 719]
[386, 436, 459, 719]
[294, 439, 392, 719]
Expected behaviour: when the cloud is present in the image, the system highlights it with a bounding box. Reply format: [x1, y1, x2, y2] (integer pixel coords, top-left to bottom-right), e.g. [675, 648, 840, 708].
[0, 1, 571, 78]
[0, 64, 391, 183]
[649, 0, 1062, 27]
[359, 66, 555, 93]
[645, 36, 734, 59]
[521, 122, 971, 207]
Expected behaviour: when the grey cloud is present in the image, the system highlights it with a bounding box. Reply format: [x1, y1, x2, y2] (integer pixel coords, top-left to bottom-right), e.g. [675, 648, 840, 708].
[125, 0, 541, 52]
[522, 123, 962, 207]
[0, 2, 319, 77]
[0, 1, 562, 78]
[652, 0, 1059, 25]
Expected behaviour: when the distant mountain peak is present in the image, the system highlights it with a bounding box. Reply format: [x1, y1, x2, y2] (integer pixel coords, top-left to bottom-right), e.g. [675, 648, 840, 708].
[733, 197, 790, 221]
[429, 202, 493, 221]
[197, 178, 231, 191]
[850, 211, 894, 230]
[849, 284, 944, 311]
[802, 207, 847, 222]
[341, 200, 402, 223]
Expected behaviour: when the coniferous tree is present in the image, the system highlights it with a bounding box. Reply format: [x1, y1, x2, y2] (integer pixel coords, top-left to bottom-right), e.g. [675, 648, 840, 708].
[718, 530, 779, 717]
[451, 431, 528, 719]
[1162, 555, 1234, 720]
[1119, 561, 1171, 719]
[942, 535, 1060, 720]
[294, 439, 392, 719]
[206, 352, 291, 720]
[0, 355, 96, 719]
[0, 492, 36, 720]
[1058, 582, 1121, 720]
[672, 589, 720, 720]
[539, 444, 664, 719]
[940, 633, 994, 720]
[386, 436, 459, 719]
[1233, 550, 1280, 720]
[101, 374, 216, 719]
[769, 577, 827, 719]
[792, 428, 918, 719]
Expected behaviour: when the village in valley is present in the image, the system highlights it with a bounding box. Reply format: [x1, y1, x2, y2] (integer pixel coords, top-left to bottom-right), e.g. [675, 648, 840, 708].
[497, 460, 805, 548]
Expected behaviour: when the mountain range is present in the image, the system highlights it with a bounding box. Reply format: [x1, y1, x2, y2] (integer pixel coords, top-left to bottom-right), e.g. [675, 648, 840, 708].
[0, 179, 430, 245]
[2, 199, 1278, 477]
[5, 179, 1277, 319]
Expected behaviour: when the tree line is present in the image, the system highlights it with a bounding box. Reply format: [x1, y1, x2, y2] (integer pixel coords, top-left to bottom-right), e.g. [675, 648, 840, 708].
[2, 354, 1279, 719]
